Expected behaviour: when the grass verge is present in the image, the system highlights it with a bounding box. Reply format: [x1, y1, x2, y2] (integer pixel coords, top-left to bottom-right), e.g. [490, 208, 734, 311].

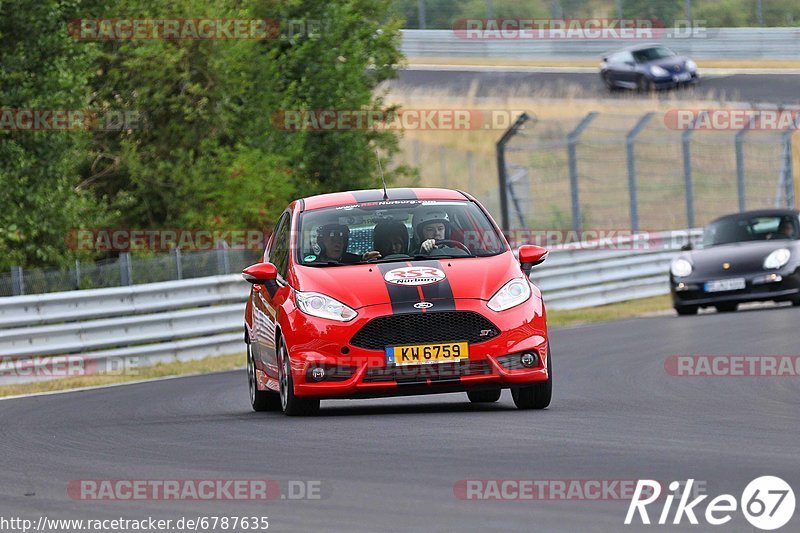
[547, 294, 673, 327]
[0, 296, 674, 399]
[0, 352, 243, 398]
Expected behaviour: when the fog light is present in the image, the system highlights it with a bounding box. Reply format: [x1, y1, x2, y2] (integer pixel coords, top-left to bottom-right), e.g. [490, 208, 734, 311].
[520, 353, 538, 368]
[753, 273, 782, 285]
[310, 367, 326, 381]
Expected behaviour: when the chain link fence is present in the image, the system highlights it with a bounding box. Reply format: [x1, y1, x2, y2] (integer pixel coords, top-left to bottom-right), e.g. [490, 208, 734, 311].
[0, 248, 261, 297]
[399, 110, 798, 232]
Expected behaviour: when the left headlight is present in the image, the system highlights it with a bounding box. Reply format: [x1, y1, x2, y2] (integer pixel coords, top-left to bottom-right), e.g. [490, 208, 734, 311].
[685, 59, 697, 71]
[671, 258, 693, 277]
[763, 248, 791, 270]
[295, 291, 357, 322]
[488, 278, 532, 312]
[650, 65, 669, 77]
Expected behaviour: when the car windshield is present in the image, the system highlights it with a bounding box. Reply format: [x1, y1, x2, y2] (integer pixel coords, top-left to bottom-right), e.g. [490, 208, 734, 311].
[296, 200, 507, 266]
[632, 47, 675, 63]
[702, 214, 799, 247]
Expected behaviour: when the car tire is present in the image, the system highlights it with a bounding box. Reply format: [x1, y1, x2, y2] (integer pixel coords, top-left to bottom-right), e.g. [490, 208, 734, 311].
[278, 338, 320, 417]
[791, 297, 800, 307]
[467, 389, 502, 403]
[511, 347, 552, 410]
[248, 343, 281, 412]
[637, 76, 654, 92]
[675, 305, 698, 316]
[601, 72, 617, 91]
[715, 303, 738, 313]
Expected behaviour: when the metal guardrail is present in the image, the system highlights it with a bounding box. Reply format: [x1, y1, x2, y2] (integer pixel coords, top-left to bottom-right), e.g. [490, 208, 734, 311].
[400, 28, 800, 60]
[0, 231, 700, 384]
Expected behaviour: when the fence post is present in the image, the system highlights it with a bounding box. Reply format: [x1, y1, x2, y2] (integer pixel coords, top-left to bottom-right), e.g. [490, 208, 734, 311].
[681, 111, 706, 228]
[626, 112, 654, 231]
[734, 114, 756, 211]
[216, 242, 230, 275]
[11, 266, 24, 296]
[175, 248, 183, 280]
[496, 112, 530, 231]
[567, 112, 598, 231]
[439, 145, 447, 187]
[777, 114, 798, 208]
[75, 259, 81, 289]
[119, 252, 132, 285]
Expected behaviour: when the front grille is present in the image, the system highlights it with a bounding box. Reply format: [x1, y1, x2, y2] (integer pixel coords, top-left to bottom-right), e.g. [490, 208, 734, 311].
[363, 360, 491, 382]
[349, 311, 500, 351]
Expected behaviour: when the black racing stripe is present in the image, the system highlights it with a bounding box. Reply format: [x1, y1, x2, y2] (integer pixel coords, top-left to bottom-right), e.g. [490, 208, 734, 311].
[351, 189, 418, 203]
[377, 263, 421, 314]
[412, 260, 456, 312]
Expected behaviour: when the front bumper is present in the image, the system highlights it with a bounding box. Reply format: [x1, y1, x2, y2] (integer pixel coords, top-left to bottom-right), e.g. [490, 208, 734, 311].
[280, 298, 549, 399]
[671, 267, 800, 307]
[652, 72, 699, 89]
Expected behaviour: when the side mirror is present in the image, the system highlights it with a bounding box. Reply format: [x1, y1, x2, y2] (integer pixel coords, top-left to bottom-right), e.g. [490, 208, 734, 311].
[681, 243, 693, 251]
[518, 245, 548, 275]
[242, 262, 278, 284]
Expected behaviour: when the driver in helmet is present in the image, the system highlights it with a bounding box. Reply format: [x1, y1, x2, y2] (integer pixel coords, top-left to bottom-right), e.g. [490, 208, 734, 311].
[414, 211, 451, 254]
[315, 223, 361, 263]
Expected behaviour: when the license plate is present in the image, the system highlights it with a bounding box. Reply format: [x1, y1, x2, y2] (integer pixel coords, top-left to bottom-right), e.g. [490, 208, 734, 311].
[673, 72, 691, 82]
[386, 342, 469, 366]
[704, 278, 746, 292]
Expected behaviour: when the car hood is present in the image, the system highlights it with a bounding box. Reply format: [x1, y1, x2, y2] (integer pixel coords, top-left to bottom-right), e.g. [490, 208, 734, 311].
[684, 240, 798, 275]
[649, 56, 689, 71]
[292, 252, 525, 309]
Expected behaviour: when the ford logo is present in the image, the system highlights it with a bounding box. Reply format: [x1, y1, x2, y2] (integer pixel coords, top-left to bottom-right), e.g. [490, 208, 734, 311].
[413, 302, 434, 309]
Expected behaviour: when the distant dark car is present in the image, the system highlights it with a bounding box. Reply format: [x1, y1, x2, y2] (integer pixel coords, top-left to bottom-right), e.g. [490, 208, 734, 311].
[670, 209, 800, 315]
[600, 44, 699, 91]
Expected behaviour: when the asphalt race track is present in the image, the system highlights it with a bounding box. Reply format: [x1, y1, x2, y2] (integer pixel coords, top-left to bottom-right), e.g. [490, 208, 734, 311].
[2, 305, 799, 532]
[394, 68, 800, 105]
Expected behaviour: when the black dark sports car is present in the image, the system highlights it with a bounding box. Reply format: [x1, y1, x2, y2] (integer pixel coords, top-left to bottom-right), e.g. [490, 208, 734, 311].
[600, 43, 699, 91]
[670, 209, 800, 315]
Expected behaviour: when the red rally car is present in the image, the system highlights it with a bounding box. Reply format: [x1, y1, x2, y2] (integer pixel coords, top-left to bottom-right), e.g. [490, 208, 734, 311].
[243, 188, 552, 415]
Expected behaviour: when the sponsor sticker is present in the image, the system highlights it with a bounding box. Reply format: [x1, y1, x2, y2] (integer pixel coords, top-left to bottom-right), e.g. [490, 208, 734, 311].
[383, 266, 445, 286]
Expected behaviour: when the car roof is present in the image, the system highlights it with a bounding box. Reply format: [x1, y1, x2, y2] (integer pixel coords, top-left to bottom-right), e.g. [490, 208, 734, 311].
[606, 43, 669, 55]
[709, 208, 800, 224]
[301, 188, 469, 211]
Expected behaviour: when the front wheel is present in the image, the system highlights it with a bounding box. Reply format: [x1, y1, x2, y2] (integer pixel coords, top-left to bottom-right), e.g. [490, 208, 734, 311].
[675, 305, 698, 316]
[511, 347, 552, 410]
[467, 389, 501, 403]
[715, 303, 738, 313]
[637, 76, 654, 92]
[248, 343, 280, 412]
[278, 338, 320, 416]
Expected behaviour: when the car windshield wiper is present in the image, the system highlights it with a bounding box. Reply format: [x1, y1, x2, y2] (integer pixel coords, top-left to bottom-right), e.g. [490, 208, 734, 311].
[411, 253, 475, 260]
[302, 260, 346, 267]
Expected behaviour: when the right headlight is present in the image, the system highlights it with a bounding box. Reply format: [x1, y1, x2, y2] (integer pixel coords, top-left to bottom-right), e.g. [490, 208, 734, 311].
[763, 248, 791, 270]
[671, 258, 693, 277]
[295, 291, 357, 322]
[650, 65, 669, 77]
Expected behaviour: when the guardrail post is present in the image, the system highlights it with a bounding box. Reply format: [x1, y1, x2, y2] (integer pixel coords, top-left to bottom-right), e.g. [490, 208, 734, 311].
[626, 112, 654, 232]
[734, 114, 756, 211]
[567, 112, 598, 231]
[681, 111, 706, 229]
[496, 112, 530, 231]
[174, 248, 183, 280]
[75, 259, 81, 289]
[10, 266, 24, 296]
[119, 252, 132, 285]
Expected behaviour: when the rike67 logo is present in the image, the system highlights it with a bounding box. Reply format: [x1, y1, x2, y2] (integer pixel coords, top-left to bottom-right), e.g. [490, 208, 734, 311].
[626, 477, 795, 530]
